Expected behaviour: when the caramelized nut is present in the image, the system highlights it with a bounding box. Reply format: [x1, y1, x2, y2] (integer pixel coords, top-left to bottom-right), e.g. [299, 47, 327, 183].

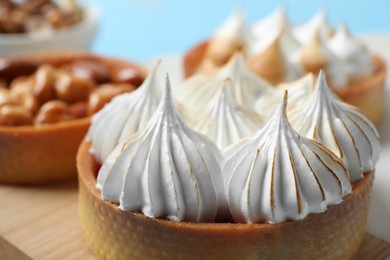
[69, 101, 87, 119]
[32, 65, 56, 104]
[0, 57, 40, 83]
[87, 84, 136, 115]
[55, 72, 94, 103]
[44, 8, 68, 28]
[0, 88, 17, 107]
[0, 79, 7, 89]
[112, 67, 145, 87]
[0, 0, 13, 10]
[0, 105, 33, 126]
[10, 76, 33, 93]
[67, 60, 111, 84]
[12, 90, 39, 115]
[35, 100, 72, 125]
[19, 0, 51, 14]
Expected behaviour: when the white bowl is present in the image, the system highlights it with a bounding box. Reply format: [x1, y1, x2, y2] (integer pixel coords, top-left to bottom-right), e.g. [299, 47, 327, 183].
[0, 5, 100, 55]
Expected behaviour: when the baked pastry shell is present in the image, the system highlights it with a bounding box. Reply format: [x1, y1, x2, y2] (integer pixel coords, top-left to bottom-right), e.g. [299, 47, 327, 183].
[78, 139, 374, 259]
[0, 52, 146, 184]
[183, 41, 386, 125]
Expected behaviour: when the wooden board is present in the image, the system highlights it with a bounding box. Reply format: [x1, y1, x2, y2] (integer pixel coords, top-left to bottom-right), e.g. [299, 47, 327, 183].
[1, 180, 390, 260]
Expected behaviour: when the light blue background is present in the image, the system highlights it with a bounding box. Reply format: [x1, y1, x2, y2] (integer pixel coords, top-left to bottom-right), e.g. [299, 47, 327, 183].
[83, 0, 390, 62]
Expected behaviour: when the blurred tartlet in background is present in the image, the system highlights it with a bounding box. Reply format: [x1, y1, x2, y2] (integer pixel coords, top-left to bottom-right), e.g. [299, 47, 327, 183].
[0, 52, 146, 184]
[184, 8, 386, 125]
[0, 0, 100, 55]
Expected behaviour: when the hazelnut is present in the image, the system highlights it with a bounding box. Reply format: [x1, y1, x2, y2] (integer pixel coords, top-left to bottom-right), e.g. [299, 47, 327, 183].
[0, 57, 40, 83]
[35, 100, 72, 125]
[0, 0, 13, 10]
[32, 65, 56, 104]
[87, 84, 136, 115]
[69, 101, 87, 119]
[10, 76, 32, 90]
[19, 0, 51, 14]
[0, 105, 33, 126]
[44, 8, 68, 28]
[111, 67, 145, 87]
[0, 88, 17, 107]
[55, 72, 94, 103]
[12, 90, 39, 115]
[67, 60, 111, 84]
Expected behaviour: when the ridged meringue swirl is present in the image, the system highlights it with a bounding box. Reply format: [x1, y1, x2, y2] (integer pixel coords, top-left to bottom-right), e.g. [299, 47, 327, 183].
[255, 73, 314, 118]
[87, 61, 162, 164]
[248, 25, 302, 85]
[328, 24, 374, 80]
[97, 75, 226, 222]
[191, 78, 264, 150]
[298, 29, 347, 87]
[293, 9, 334, 45]
[177, 53, 272, 115]
[223, 91, 352, 224]
[201, 8, 252, 70]
[251, 7, 289, 43]
[289, 71, 380, 181]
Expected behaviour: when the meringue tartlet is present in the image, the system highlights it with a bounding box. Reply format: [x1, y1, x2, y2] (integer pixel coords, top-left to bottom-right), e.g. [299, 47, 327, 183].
[0, 52, 146, 184]
[183, 9, 386, 125]
[78, 139, 373, 259]
[78, 65, 379, 258]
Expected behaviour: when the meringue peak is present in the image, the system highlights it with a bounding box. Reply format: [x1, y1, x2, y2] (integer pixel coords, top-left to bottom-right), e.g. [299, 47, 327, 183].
[219, 78, 235, 100]
[252, 6, 289, 39]
[218, 7, 246, 36]
[289, 70, 380, 181]
[191, 77, 264, 150]
[140, 59, 161, 93]
[277, 90, 288, 118]
[294, 8, 333, 45]
[178, 52, 271, 116]
[316, 70, 330, 95]
[87, 60, 162, 164]
[97, 74, 227, 222]
[223, 90, 351, 224]
[222, 53, 247, 76]
[160, 74, 176, 115]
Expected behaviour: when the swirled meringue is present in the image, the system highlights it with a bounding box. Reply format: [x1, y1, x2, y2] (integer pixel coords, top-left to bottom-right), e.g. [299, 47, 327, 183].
[247, 25, 302, 85]
[177, 53, 272, 115]
[328, 24, 374, 80]
[223, 91, 352, 224]
[251, 7, 289, 42]
[298, 29, 347, 87]
[255, 73, 314, 118]
[87, 61, 162, 164]
[289, 71, 380, 181]
[293, 9, 334, 45]
[97, 75, 226, 222]
[200, 9, 252, 71]
[191, 79, 264, 149]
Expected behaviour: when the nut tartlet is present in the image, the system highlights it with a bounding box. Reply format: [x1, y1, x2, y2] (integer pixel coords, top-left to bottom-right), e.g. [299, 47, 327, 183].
[78, 69, 380, 259]
[0, 52, 146, 184]
[183, 9, 386, 125]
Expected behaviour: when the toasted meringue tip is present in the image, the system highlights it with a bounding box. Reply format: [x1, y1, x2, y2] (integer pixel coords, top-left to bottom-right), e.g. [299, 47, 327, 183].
[316, 70, 329, 90]
[275, 89, 289, 117]
[163, 74, 173, 101]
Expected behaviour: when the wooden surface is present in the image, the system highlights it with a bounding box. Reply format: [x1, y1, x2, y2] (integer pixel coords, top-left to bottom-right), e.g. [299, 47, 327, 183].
[0, 180, 389, 260]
